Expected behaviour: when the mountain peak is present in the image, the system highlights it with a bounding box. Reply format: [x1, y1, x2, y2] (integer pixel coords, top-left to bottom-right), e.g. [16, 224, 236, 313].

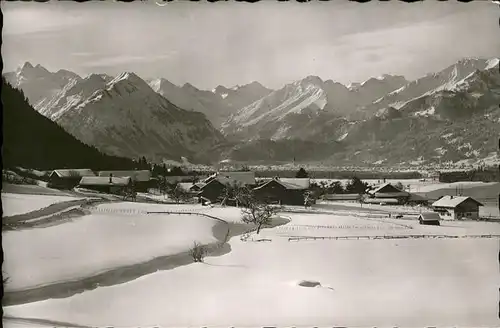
[106, 72, 150, 93]
[21, 62, 34, 70]
[109, 72, 144, 85]
[214, 85, 230, 94]
[486, 58, 500, 70]
[302, 75, 323, 85]
[182, 82, 199, 91]
[84, 73, 109, 83]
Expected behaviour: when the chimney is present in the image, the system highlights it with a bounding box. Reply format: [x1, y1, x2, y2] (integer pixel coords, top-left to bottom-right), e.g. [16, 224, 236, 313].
[109, 173, 113, 184]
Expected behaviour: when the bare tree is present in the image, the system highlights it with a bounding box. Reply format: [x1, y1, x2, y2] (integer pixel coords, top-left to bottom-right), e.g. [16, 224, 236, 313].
[220, 183, 252, 207]
[241, 198, 281, 234]
[303, 191, 314, 208]
[169, 183, 190, 203]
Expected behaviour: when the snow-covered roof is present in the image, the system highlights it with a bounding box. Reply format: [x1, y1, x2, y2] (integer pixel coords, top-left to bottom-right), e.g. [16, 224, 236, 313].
[373, 192, 410, 198]
[278, 178, 310, 189]
[51, 169, 96, 178]
[432, 196, 483, 209]
[364, 198, 399, 204]
[369, 183, 406, 194]
[177, 182, 203, 192]
[79, 176, 131, 186]
[205, 171, 256, 186]
[254, 178, 310, 191]
[419, 212, 441, 221]
[98, 170, 151, 182]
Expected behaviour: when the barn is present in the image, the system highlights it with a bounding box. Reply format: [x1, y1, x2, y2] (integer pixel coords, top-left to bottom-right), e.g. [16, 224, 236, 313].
[48, 169, 96, 189]
[418, 212, 441, 226]
[368, 183, 410, 205]
[195, 171, 257, 204]
[98, 170, 152, 192]
[176, 182, 205, 196]
[78, 176, 132, 195]
[197, 179, 226, 203]
[252, 177, 310, 206]
[203, 171, 256, 187]
[432, 196, 484, 220]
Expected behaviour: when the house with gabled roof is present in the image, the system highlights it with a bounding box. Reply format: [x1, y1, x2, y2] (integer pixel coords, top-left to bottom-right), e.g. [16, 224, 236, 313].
[203, 171, 256, 187]
[78, 176, 132, 195]
[176, 182, 205, 196]
[253, 177, 310, 206]
[367, 182, 410, 205]
[197, 179, 226, 203]
[98, 170, 152, 192]
[432, 195, 483, 220]
[48, 169, 96, 189]
[418, 212, 441, 226]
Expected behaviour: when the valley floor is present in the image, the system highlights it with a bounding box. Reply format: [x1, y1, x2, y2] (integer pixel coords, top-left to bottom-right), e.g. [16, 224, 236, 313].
[2, 185, 500, 327]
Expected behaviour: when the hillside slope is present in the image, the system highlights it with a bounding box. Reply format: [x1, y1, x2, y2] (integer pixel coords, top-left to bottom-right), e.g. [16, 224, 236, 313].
[2, 79, 137, 170]
[55, 72, 226, 162]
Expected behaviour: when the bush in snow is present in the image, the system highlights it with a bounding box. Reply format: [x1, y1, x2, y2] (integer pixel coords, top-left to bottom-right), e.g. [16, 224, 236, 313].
[189, 241, 207, 263]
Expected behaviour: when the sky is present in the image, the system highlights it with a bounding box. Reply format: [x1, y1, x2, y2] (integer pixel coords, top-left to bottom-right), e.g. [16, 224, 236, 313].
[2, 0, 500, 90]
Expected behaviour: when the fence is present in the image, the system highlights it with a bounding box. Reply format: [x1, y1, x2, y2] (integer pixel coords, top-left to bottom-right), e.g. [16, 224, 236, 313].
[287, 234, 500, 242]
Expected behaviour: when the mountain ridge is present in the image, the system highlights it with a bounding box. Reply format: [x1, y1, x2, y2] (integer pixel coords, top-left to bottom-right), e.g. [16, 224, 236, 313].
[5, 57, 499, 167]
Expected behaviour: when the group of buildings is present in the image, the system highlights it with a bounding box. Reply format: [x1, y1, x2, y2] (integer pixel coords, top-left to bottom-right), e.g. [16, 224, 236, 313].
[47, 169, 152, 193]
[177, 171, 311, 206]
[46, 169, 312, 206]
[46, 168, 485, 221]
[321, 182, 484, 222]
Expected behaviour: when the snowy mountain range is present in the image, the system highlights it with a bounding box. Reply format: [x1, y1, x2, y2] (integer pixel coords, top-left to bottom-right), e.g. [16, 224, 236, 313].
[4, 62, 81, 108]
[221, 74, 409, 140]
[218, 57, 500, 166]
[5, 67, 225, 162]
[4, 57, 499, 167]
[148, 78, 271, 127]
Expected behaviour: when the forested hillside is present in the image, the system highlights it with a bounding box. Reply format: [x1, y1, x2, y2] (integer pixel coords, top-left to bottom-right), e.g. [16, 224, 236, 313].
[2, 79, 137, 171]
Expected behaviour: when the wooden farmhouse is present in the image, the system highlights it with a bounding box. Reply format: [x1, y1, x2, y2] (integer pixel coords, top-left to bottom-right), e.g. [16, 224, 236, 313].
[252, 177, 310, 206]
[432, 196, 483, 220]
[367, 183, 410, 205]
[98, 170, 152, 192]
[197, 171, 257, 203]
[48, 169, 96, 189]
[78, 176, 132, 195]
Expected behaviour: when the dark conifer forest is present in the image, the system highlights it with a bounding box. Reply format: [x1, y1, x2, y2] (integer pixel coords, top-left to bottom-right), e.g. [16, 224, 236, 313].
[2, 79, 138, 171]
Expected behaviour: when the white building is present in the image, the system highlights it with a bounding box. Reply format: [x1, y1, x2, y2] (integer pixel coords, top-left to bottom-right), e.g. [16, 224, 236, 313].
[432, 196, 483, 220]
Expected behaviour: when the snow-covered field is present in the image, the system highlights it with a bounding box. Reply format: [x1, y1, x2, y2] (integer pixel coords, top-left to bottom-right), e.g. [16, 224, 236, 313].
[4, 200, 500, 327]
[3, 207, 220, 291]
[1, 193, 83, 217]
[5, 237, 499, 327]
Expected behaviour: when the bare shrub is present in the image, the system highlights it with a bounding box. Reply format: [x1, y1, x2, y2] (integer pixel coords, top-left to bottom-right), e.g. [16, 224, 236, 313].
[189, 241, 207, 262]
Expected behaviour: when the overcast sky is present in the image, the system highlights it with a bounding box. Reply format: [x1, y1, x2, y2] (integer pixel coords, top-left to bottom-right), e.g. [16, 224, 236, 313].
[2, 1, 499, 90]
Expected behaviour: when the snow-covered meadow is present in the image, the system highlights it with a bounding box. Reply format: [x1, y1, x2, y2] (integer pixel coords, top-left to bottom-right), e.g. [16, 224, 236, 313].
[5, 237, 499, 327]
[3, 207, 221, 291]
[1, 193, 84, 217]
[4, 199, 500, 327]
